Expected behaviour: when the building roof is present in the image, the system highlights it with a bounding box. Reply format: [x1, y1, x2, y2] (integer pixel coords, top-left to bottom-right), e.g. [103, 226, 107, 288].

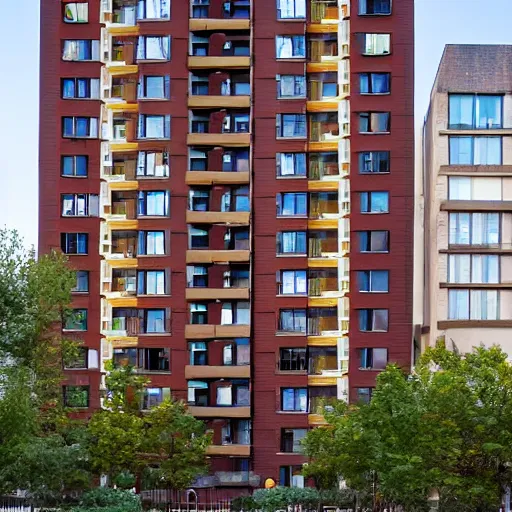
[435, 44, 512, 94]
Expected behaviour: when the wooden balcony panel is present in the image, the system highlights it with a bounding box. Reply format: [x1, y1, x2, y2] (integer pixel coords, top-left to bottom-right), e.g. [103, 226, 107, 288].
[185, 287, 250, 301]
[187, 133, 251, 147]
[186, 250, 250, 264]
[206, 444, 251, 456]
[188, 95, 250, 109]
[186, 211, 250, 225]
[188, 406, 251, 418]
[185, 171, 250, 186]
[188, 56, 251, 70]
[189, 18, 250, 31]
[185, 365, 250, 380]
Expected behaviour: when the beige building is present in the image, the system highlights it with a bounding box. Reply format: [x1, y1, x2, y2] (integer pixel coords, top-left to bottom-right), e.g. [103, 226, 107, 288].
[422, 45, 512, 354]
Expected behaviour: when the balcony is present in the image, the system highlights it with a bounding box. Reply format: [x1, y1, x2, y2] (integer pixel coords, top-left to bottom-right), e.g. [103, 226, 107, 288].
[310, 0, 339, 25]
[307, 73, 341, 112]
[307, 35, 339, 73]
[100, 0, 139, 34]
[186, 171, 250, 185]
[187, 132, 250, 146]
[188, 406, 251, 419]
[206, 445, 251, 456]
[190, 0, 250, 28]
[185, 324, 251, 339]
[102, 76, 138, 113]
[185, 365, 250, 379]
[309, 113, 340, 143]
[309, 231, 339, 258]
[102, 34, 138, 74]
[193, 471, 260, 488]
[186, 287, 250, 300]
[309, 152, 340, 185]
[308, 269, 340, 297]
[101, 153, 138, 183]
[186, 250, 250, 264]
[106, 230, 138, 260]
[186, 211, 250, 225]
[307, 307, 339, 336]
[103, 309, 171, 337]
[188, 56, 251, 70]
[103, 269, 137, 298]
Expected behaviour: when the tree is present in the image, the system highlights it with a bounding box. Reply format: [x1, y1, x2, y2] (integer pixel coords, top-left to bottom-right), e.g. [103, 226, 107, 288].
[303, 343, 512, 512]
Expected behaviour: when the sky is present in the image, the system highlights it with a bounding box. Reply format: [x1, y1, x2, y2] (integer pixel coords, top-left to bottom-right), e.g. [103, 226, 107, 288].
[0, 0, 511, 249]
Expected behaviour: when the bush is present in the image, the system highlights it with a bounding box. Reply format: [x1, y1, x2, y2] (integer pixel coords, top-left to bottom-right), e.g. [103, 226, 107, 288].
[69, 487, 141, 512]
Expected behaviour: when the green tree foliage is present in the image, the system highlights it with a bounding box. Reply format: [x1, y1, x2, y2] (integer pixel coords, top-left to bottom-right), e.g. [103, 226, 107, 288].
[70, 487, 142, 512]
[303, 343, 512, 512]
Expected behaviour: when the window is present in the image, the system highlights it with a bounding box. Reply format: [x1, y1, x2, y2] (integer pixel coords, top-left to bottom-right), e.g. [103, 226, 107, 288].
[63, 3, 88, 22]
[357, 270, 389, 292]
[357, 387, 373, 403]
[276, 153, 307, 177]
[191, 74, 209, 95]
[449, 136, 502, 165]
[189, 190, 209, 211]
[449, 213, 500, 246]
[280, 466, 305, 488]
[277, 75, 306, 98]
[62, 78, 100, 99]
[137, 36, 170, 60]
[278, 270, 307, 295]
[221, 302, 250, 325]
[276, 114, 307, 138]
[189, 227, 209, 249]
[62, 40, 100, 61]
[448, 177, 502, 200]
[137, 0, 170, 19]
[448, 290, 499, 320]
[144, 309, 167, 333]
[64, 309, 88, 331]
[363, 34, 391, 55]
[137, 270, 166, 295]
[137, 151, 169, 177]
[227, 0, 250, 18]
[187, 265, 208, 288]
[279, 309, 307, 333]
[138, 76, 170, 99]
[190, 303, 208, 324]
[360, 73, 390, 94]
[62, 156, 88, 177]
[279, 348, 307, 371]
[137, 348, 170, 372]
[277, 0, 306, 18]
[277, 193, 307, 216]
[63, 386, 89, 408]
[72, 271, 89, 293]
[358, 231, 389, 253]
[358, 309, 389, 332]
[359, 348, 388, 370]
[61, 194, 99, 217]
[276, 36, 306, 59]
[64, 347, 88, 369]
[281, 429, 307, 453]
[191, 0, 209, 18]
[360, 191, 389, 213]
[281, 388, 307, 412]
[448, 254, 499, 284]
[142, 387, 170, 409]
[359, 112, 390, 133]
[189, 342, 208, 365]
[62, 117, 98, 138]
[138, 231, 165, 255]
[137, 114, 171, 139]
[359, 0, 391, 15]
[277, 231, 307, 254]
[449, 94, 502, 129]
[137, 191, 169, 216]
[359, 151, 390, 173]
[188, 380, 209, 405]
[61, 233, 88, 255]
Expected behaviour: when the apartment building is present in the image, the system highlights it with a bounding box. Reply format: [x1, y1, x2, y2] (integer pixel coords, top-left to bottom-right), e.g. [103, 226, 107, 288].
[423, 45, 512, 353]
[39, 0, 414, 493]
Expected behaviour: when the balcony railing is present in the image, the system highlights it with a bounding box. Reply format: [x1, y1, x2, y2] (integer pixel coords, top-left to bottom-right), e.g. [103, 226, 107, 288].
[311, 0, 339, 23]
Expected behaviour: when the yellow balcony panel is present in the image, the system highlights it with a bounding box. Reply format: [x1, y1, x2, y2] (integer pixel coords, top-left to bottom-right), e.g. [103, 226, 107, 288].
[308, 296, 338, 307]
[307, 100, 339, 113]
[110, 337, 139, 348]
[307, 335, 339, 346]
[308, 257, 339, 268]
[104, 258, 139, 269]
[188, 406, 251, 419]
[106, 297, 138, 308]
[107, 180, 139, 191]
[186, 250, 250, 264]
[206, 444, 251, 457]
[308, 218, 339, 230]
[308, 180, 340, 192]
[107, 25, 140, 36]
[185, 365, 250, 380]
[107, 65, 139, 76]
[188, 56, 251, 70]
[186, 211, 250, 225]
[308, 141, 339, 152]
[189, 18, 251, 31]
[308, 375, 338, 386]
[187, 133, 250, 147]
[105, 102, 139, 113]
[307, 24, 339, 34]
[110, 142, 139, 152]
[186, 171, 250, 186]
[307, 62, 338, 73]
[105, 219, 139, 230]
[188, 95, 251, 109]
[308, 413, 327, 426]
[185, 287, 250, 301]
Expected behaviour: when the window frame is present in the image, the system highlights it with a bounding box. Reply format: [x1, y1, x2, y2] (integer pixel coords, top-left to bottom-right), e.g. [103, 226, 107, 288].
[279, 348, 307, 371]
[62, 77, 100, 100]
[359, 112, 390, 134]
[276, 192, 308, 217]
[358, 0, 392, 15]
[275, 35, 306, 59]
[72, 270, 89, 293]
[278, 308, 307, 334]
[62, 117, 98, 138]
[448, 94, 503, 130]
[277, 75, 307, 99]
[358, 230, 390, 253]
[276, 153, 307, 177]
[449, 136, 503, 165]
[358, 151, 390, 174]
[359, 347, 388, 370]
[358, 308, 389, 332]
[448, 254, 500, 284]
[359, 72, 391, 95]
[137, 190, 170, 217]
[61, 155, 88, 177]
[138, 75, 171, 100]
[276, 231, 307, 255]
[281, 387, 308, 412]
[63, 308, 88, 331]
[357, 270, 389, 293]
[360, 191, 390, 214]
[61, 233, 88, 255]
[277, 270, 307, 295]
[276, 0, 306, 19]
[276, 114, 307, 139]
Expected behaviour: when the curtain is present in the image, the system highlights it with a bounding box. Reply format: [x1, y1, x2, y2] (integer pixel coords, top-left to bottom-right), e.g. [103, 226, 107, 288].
[470, 290, 498, 320]
[449, 177, 471, 200]
[276, 36, 293, 58]
[476, 96, 502, 129]
[448, 255, 470, 283]
[471, 213, 499, 244]
[235, 302, 250, 324]
[449, 95, 474, 128]
[63, 79, 75, 98]
[472, 255, 499, 283]
[62, 196, 74, 216]
[474, 137, 501, 165]
[281, 154, 294, 175]
[146, 191, 166, 216]
[449, 136, 472, 165]
[217, 386, 232, 406]
[448, 290, 469, 319]
[449, 213, 470, 245]
[371, 73, 389, 93]
[62, 40, 78, 60]
[236, 386, 250, 406]
[147, 231, 164, 255]
[472, 178, 501, 200]
[221, 303, 233, 325]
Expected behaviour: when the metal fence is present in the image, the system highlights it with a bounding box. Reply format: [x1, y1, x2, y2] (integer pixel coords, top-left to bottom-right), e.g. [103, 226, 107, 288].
[0, 496, 33, 512]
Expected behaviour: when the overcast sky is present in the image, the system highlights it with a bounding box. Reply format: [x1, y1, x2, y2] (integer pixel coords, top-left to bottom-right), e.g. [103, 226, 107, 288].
[1, 0, 511, 249]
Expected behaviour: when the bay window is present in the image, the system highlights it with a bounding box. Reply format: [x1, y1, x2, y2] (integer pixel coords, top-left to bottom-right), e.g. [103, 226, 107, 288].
[449, 94, 502, 129]
[449, 136, 502, 165]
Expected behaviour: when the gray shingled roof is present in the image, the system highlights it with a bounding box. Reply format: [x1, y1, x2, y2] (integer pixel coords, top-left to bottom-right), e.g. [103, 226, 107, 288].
[436, 44, 512, 94]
